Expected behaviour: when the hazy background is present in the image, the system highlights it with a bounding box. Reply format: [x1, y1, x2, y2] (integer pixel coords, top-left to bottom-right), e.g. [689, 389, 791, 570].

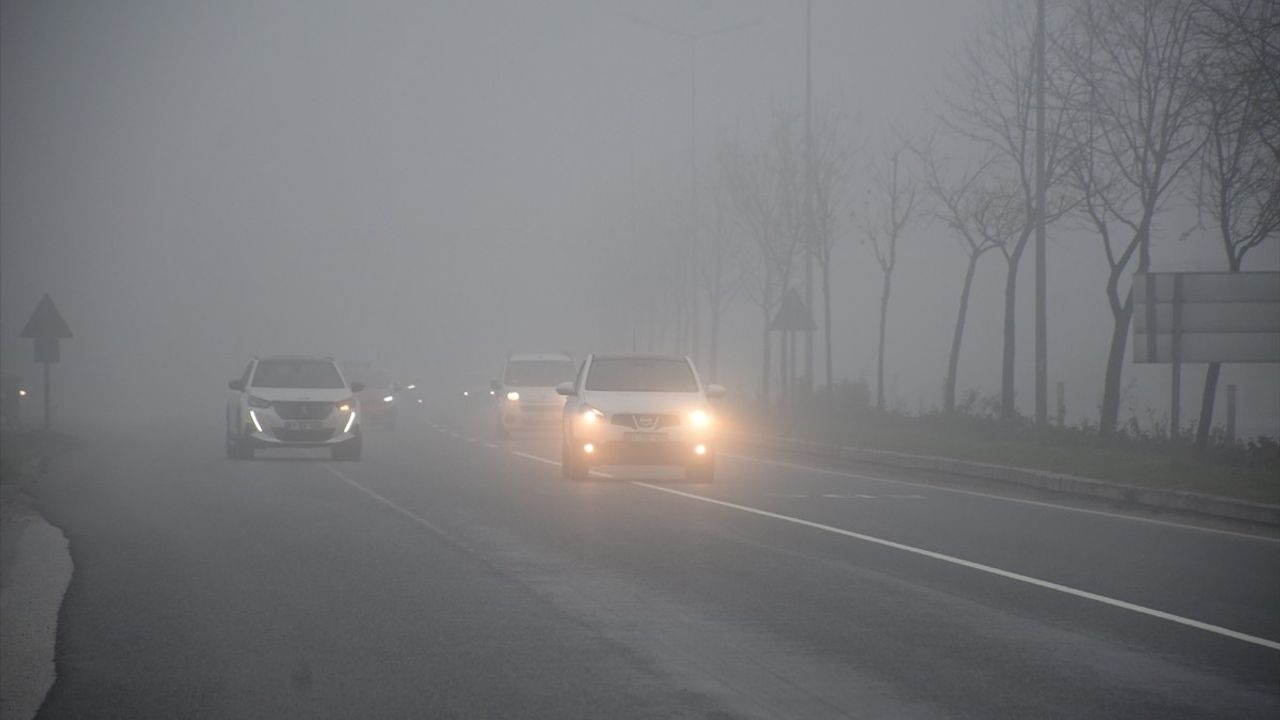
[2, 0, 1276, 434]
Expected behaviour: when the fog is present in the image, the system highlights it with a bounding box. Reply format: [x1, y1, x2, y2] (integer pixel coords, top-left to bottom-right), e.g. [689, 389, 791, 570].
[2, 0, 1276, 436]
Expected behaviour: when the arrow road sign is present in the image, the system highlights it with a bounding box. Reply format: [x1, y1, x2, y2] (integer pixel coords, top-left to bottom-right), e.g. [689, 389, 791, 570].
[20, 294, 71, 431]
[21, 293, 72, 364]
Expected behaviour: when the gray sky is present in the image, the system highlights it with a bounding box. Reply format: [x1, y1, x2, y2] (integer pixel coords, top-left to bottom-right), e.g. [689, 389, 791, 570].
[2, 0, 1276, 434]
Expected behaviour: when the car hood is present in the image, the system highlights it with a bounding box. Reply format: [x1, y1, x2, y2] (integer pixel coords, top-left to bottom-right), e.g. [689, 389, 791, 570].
[580, 390, 705, 414]
[246, 387, 352, 403]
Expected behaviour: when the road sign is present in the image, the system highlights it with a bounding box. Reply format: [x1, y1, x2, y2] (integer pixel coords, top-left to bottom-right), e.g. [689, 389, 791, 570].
[770, 289, 816, 332]
[21, 293, 72, 364]
[20, 294, 71, 431]
[1132, 272, 1280, 363]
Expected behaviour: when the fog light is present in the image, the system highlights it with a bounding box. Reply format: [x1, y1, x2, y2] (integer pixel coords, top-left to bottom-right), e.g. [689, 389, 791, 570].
[583, 443, 595, 454]
[694, 444, 707, 456]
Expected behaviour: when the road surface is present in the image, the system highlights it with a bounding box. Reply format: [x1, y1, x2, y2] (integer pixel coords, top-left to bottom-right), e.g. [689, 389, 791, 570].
[30, 407, 1280, 718]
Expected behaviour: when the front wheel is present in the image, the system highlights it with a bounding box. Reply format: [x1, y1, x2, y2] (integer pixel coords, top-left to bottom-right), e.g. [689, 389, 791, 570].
[561, 441, 588, 481]
[227, 426, 254, 459]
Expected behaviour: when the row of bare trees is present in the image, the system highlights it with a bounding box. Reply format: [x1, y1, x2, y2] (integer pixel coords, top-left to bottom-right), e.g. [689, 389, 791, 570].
[611, 0, 1276, 443]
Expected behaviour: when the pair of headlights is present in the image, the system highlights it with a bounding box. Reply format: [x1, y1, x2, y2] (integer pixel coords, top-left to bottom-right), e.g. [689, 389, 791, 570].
[580, 407, 711, 428]
[247, 396, 357, 413]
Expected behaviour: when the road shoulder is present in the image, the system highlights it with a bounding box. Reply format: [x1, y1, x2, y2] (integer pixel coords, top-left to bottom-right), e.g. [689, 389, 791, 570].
[1, 456, 72, 720]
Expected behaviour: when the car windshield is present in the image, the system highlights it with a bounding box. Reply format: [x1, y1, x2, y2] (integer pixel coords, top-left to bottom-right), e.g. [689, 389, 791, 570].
[504, 360, 575, 387]
[251, 359, 345, 389]
[585, 358, 698, 392]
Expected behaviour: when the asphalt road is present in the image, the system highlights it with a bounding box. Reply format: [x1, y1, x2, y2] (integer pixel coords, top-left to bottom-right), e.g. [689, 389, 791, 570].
[30, 406, 1280, 719]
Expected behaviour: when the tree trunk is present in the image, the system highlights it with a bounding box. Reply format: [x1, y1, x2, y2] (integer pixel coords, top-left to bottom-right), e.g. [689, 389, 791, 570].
[1000, 255, 1019, 421]
[1195, 362, 1220, 449]
[876, 270, 892, 411]
[1195, 257, 1240, 449]
[761, 304, 772, 404]
[945, 253, 981, 415]
[822, 261, 833, 399]
[709, 306, 721, 383]
[1099, 297, 1133, 437]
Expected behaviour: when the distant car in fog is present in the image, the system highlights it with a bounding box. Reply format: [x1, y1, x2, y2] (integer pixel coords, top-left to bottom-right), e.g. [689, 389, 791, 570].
[343, 363, 399, 430]
[493, 352, 576, 439]
[557, 353, 725, 482]
[226, 355, 364, 460]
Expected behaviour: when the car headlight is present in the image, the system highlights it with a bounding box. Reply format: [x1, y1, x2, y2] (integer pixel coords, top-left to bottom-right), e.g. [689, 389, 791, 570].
[336, 398, 356, 413]
[507, 391, 520, 401]
[247, 395, 271, 409]
[382, 395, 394, 403]
[689, 408, 712, 428]
[581, 406, 605, 424]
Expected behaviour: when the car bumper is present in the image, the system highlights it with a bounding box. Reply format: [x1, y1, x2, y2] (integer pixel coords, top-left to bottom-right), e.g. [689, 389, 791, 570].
[569, 422, 713, 465]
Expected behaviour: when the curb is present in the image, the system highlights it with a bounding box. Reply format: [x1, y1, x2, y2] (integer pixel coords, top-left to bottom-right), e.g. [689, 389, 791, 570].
[731, 432, 1280, 527]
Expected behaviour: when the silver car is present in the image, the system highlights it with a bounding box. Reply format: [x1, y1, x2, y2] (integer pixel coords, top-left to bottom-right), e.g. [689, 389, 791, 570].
[226, 355, 364, 460]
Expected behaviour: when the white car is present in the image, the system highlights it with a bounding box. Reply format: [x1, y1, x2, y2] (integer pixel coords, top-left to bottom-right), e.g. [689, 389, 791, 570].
[494, 352, 576, 439]
[557, 354, 725, 481]
[226, 355, 364, 460]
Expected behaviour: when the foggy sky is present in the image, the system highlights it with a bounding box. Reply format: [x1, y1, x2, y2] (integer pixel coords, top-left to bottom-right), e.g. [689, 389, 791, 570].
[2, 0, 1276, 435]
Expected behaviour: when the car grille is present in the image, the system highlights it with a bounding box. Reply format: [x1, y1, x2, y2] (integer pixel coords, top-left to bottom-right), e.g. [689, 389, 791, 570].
[273, 428, 335, 442]
[273, 401, 335, 420]
[611, 413, 681, 430]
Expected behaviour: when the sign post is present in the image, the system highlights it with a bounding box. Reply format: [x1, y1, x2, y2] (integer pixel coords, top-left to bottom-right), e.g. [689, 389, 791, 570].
[20, 294, 72, 432]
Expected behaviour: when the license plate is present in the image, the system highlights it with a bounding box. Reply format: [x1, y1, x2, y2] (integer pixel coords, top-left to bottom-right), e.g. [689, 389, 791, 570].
[285, 421, 323, 430]
[624, 432, 668, 442]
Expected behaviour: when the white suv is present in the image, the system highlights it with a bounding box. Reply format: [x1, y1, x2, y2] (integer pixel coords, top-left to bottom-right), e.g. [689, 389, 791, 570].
[494, 352, 576, 439]
[226, 355, 364, 460]
[557, 354, 725, 481]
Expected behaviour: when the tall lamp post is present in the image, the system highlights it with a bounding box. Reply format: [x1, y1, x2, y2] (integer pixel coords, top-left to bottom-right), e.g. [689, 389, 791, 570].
[625, 12, 762, 370]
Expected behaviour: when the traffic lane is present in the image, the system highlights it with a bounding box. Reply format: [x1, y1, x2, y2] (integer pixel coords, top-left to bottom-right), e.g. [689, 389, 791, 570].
[708, 451, 1280, 645]
[437, 412, 1280, 647]
[356, 422, 1280, 718]
[33, 422, 722, 720]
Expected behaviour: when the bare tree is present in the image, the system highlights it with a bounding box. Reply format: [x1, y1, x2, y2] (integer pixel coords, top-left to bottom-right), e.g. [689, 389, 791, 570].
[1191, 0, 1280, 448]
[853, 137, 921, 412]
[939, 0, 1079, 422]
[806, 108, 854, 398]
[1058, 0, 1208, 436]
[701, 179, 745, 382]
[720, 111, 806, 403]
[917, 138, 1018, 415]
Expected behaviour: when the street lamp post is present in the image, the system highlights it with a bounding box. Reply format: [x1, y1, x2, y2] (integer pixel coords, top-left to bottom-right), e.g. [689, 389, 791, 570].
[625, 12, 762, 371]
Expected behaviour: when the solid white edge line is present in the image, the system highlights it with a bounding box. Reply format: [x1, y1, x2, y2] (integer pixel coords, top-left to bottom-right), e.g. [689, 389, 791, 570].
[321, 464, 450, 538]
[725, 452, 1280, 544]
[629, 481, 1280, 652]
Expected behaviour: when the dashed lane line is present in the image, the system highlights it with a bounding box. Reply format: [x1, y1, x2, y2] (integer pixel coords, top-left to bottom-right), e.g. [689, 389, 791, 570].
[724, 452, 1280, 544]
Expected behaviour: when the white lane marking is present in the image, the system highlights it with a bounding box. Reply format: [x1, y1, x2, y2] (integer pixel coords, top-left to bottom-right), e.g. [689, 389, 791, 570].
[512, 450, 559, 466]
[484, 442, 499, 449]
[501, 449, 1280, 649]
[466, 437, 478, 443]
[629, 481, 1280, 651]
[885, 494, 928, 500]
[726, 452, 1280, 544]
[822, 494, 871, 500]
[321, 464, 450, 538]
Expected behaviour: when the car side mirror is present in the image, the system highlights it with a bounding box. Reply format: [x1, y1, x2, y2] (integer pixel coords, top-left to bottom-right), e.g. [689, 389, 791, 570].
[228, 379, 245, 391]
[350, 381, 365, 393]
[489, 380, 502, 392]
[706, 384, 727, 399]
[555, 381, 576, 397]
